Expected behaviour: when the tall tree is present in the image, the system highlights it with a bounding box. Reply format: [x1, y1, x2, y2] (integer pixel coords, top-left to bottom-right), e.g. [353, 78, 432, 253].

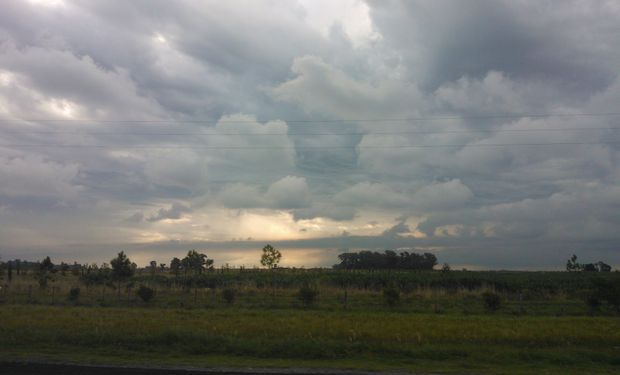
[40, 256, 54, 272]
[260, 244, 281, 269]
[260, 244, 282, 301]
[170, 257, 181, 278]
[182, 250, 214, 274]
[566, 254, 581, 271]
[110, 251, 134, 300]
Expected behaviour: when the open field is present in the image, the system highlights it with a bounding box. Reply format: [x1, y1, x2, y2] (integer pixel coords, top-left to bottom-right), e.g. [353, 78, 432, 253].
[1, 305, 620, 374]
[1, 269, 620, 374]
[1, 269, 620, 315]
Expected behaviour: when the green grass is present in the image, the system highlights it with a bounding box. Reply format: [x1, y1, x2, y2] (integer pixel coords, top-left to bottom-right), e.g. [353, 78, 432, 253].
[2, 271, 618, 316]
[1, 305, 620, 374]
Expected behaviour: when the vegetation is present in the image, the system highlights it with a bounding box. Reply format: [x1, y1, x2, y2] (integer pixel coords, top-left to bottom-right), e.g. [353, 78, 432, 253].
[566, 254, 612, 272]
[383, 286, 400, 307]
[482, 291, 501, 312]
[297, 283, 319, 307]
[334, 250, 437, 270]
[1, 305, 620, 374]
[260, 244, 282, 269]
[0, 249, 618, 373]
[222, 288, 236, 305]
[68, 287, 80, 302]
[110, 251, 134, 300]
[136, 285, 155, 303]
[182, 249, 214, 275]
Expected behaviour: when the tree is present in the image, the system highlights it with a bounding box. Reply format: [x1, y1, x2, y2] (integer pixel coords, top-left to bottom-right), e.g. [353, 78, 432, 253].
[110, 251, 134, 300]
[261, 244, 282, 301]
[182, 250, 214, 274]
[566, 254, 581, 271]
[334, 250, 437, 270]
[260, 244, 281, 269]
[40, 256, 55, 273]
[37, 256, 55, 289]
[566, 255, 613, 272]
[170, 257, 182, 278]
[60, 262, 69, 276]
[596, 262, 612, 272]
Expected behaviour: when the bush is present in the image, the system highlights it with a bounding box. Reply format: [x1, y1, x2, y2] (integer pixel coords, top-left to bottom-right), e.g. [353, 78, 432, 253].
[297, 284, 318, 307]
[383, 286, 400, 307]
[482, 291, 501, 312]
[590, 278, 620, 313]
[37, 275, 49, 289]
[136, 285, 155, 303]
[222, 288, 236, 305]
[68, 287, 80, 302]
[585, 294, 601, 312]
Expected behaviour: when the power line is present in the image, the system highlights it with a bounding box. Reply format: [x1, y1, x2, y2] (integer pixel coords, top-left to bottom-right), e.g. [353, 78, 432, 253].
[2, 126, 619, 136]
[2, 141, 619, 150]
[2, 111, 620, 124]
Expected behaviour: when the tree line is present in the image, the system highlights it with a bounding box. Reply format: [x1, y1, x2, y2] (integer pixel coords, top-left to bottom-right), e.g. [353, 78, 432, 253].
[333, 250, 438, 270]
[566, 254, 612, 272]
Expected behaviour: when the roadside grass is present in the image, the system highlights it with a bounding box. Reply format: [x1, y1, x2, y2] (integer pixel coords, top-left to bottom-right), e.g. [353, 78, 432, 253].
[1, 305, 620, 374]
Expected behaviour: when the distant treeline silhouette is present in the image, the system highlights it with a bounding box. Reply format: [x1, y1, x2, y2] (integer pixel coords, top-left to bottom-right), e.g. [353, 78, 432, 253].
[334, 250, 437, 270]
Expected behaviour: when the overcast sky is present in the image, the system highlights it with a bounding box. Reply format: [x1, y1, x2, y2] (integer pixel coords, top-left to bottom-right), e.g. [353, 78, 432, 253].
[1, 0, 620, 269]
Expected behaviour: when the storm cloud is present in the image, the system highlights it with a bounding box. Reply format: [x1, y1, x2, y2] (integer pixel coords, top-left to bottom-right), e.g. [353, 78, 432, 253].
[1, 0, 619, 269]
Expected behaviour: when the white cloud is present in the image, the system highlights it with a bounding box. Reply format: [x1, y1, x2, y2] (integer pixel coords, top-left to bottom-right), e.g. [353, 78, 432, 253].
[412, 180, 473, 211]
[271, 55, 422, 119]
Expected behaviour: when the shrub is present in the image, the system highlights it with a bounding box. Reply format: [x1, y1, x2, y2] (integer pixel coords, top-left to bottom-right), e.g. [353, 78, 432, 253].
[297, 283, 318, 307]
[590, 278, 620, 313]
[585, 294, 601, 312]
[68, 287, 80, 302]
[383, 286, 400, 307]
[37, 275, 49, 289]
[482, 291, 501, 312]
[136, 285, 155, 303]
[222, 288, 236, 305]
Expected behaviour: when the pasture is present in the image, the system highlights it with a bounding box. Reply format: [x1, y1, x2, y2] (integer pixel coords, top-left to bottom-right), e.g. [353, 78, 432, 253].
[1, 269, 620, 374]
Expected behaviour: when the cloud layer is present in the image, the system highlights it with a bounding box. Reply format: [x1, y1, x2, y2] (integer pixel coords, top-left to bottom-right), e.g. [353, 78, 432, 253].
[1, 0, 619, 269]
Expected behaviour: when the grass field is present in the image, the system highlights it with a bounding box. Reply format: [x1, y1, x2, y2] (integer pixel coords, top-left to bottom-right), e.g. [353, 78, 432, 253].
[1, 270, 619, 374]
[2, 270, 620, 315]
[1, 305, 620, 374]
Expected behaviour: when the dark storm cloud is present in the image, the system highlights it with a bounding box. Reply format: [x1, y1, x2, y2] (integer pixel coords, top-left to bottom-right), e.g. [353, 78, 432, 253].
[367, 0, 620, 93]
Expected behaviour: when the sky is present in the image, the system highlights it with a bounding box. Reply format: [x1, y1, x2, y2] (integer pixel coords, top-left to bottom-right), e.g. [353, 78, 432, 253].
[1, 0, 620, 269]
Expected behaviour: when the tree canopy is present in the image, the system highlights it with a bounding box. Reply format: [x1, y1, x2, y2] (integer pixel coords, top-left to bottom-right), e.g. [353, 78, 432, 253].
[334, 250, 437, 270]
[260, 244, 281, 269]
[181, 250, 214, 274]
[566, 254, 611, 272]
[110, 251, 134, 280]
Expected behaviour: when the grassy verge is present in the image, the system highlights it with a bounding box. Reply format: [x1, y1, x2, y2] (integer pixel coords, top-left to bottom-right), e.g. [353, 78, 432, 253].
[1, 305, 620, 374]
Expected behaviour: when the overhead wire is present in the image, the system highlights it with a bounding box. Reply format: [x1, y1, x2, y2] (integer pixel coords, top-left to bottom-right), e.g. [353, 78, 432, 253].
[2, 111, 620, 124]
[1, 141, 619, 149]
[1, 126, 620, 136]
